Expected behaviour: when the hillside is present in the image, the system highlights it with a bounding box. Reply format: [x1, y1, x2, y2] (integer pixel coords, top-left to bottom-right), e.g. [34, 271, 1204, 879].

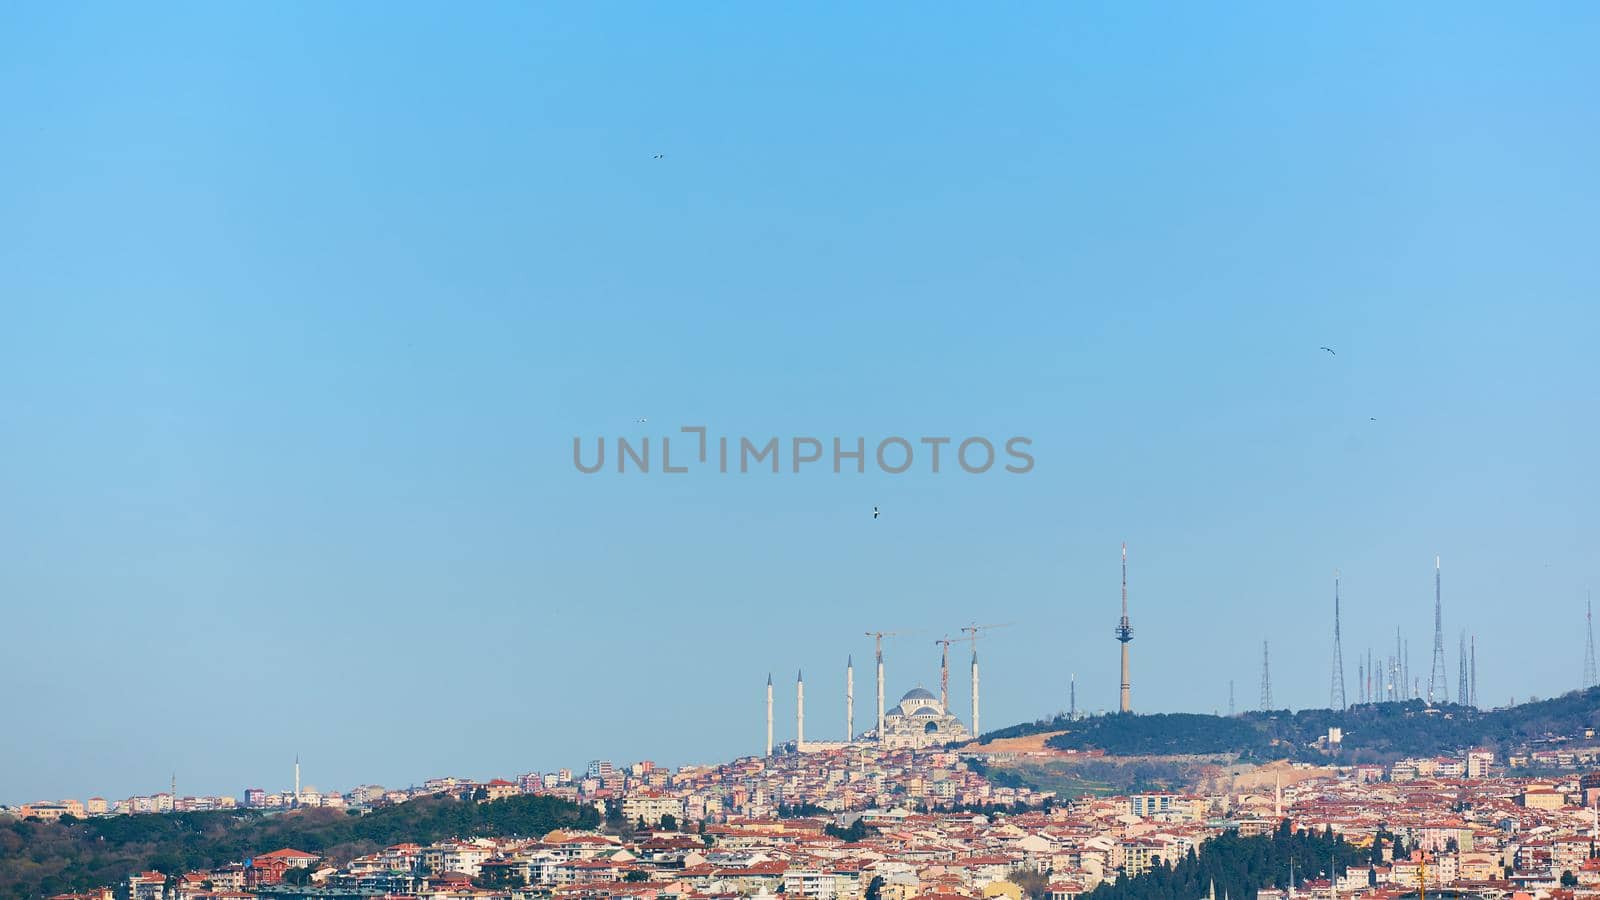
[0, 793, 597, 899]
[981, 687, 1600, 763]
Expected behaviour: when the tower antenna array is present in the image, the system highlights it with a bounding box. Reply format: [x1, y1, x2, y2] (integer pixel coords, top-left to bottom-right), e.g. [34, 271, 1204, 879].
[1428, 556, 1448, 704]
[1585, 594, 1597, 689]
[1330, 569, 1346, 710]
[1260, 641, 1272, 711]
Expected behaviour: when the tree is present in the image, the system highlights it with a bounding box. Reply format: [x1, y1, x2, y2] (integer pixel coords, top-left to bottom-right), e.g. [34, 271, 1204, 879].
[1009, 866, 1050, 900]
[626, 870, 650, 882]
[282, 866, 313, 886]
[865, 876, 884, 900]
[660, 813, 677, 831]
[1562, 871, 1578, 888]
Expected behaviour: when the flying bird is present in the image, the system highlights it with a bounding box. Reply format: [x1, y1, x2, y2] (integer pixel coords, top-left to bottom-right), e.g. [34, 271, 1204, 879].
[636, 417, 647, 423]
[873, 506, 879, 520]
[652, 154, 665, 159]
[1319, 346, 1336, 355]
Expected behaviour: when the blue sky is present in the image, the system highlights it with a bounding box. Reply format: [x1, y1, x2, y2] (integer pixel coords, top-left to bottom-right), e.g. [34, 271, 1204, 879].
[1, 3, 1597, 804]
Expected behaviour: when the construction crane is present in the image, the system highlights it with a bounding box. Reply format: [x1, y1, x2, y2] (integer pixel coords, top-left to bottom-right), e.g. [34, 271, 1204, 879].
[959, 623, 1012, 737]
[864, 631, 900, 740]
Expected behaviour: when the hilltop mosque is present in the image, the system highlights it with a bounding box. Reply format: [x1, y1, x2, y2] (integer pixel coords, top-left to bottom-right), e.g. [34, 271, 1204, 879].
[765, 652, 975, 756]
[874, 687, 971, 749]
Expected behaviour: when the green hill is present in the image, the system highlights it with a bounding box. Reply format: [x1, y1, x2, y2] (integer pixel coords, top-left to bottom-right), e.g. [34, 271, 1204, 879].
[982, 687, 1600, 762]
[0, 793, 598, 899]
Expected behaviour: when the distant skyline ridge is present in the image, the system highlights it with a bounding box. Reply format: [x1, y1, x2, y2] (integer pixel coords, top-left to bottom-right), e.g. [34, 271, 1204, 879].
[3, 3, 1597, 805]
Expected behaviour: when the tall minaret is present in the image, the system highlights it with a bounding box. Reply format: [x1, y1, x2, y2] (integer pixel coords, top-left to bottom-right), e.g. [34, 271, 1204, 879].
[294, 755, 301, 808]
[876, 641, 886, 740]
[796, 670, 805, 749]
[1116, 542, 1134, 713]
[938, 639, 951, 710]
[765, 674, 774, 757]
[971, 648, 981, 737]
[846, 656, 854, 741]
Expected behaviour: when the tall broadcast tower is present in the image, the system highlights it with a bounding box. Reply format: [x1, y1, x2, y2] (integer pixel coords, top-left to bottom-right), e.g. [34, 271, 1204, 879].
[1260, 641, 1272, 711]
[1330, 569, 1346, 710]
[1470, 634, 1478, 707]
[1428, 556, 1449, 704]
[1116, 542, 1134, 713]
[1585, 595, 1597, 690]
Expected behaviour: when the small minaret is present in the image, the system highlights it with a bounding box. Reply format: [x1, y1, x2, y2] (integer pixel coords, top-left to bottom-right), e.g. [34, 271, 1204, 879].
[846, 656, 855, 741]
[971, 648, 981, 737]
[765, 674, 774, 757]
[294, 755, 301, 808]
[796, 670, 805, 749]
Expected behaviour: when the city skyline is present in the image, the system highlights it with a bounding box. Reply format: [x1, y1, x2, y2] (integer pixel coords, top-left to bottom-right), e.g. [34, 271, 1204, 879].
[4, 2, 1599, 806]
[3, 554, 1584, 807]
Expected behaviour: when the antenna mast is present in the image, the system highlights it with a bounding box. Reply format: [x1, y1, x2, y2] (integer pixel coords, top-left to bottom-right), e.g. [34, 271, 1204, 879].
[1260, 641, 1272, 711]
[1586, 594, 1597, 689]
[1428, 556, 1448, 704]
[1330, 569, 1346, 710]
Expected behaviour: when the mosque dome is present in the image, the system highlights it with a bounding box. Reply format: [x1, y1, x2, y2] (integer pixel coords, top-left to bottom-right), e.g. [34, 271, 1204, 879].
[900, 687, 937, 703]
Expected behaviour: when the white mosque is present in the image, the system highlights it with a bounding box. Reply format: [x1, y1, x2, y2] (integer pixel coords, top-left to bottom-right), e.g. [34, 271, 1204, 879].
[870, 687, 971, 749]
[765, 653, 976, 756]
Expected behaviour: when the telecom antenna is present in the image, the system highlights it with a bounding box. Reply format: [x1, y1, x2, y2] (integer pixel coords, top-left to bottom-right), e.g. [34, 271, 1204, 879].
[1470, 634, 1477, 707]
[1228, 679, 1235, 717]
[1428, 556, 1448, 704]
[1401, 631, 1409, 699]
[1260, 641, 1272, 711]
[1458, 631, 1469, 705]
[1330, 569, 1346, 710]
[1585, 594, 1597, 689]
[1069, 672, 1077, 720]
[1115, 542, 1134, 713]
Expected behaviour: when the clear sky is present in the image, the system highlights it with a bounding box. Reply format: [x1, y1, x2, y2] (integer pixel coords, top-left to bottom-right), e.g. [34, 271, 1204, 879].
[2, 3, 1597, 805]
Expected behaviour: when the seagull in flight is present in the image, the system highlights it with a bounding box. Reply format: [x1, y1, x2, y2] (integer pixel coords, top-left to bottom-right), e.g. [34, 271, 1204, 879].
[652, 154, 665, 159]
[1319, 346, 1336, 355]
[636, 417, 647, 424]
[873, 506, 879, 520]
